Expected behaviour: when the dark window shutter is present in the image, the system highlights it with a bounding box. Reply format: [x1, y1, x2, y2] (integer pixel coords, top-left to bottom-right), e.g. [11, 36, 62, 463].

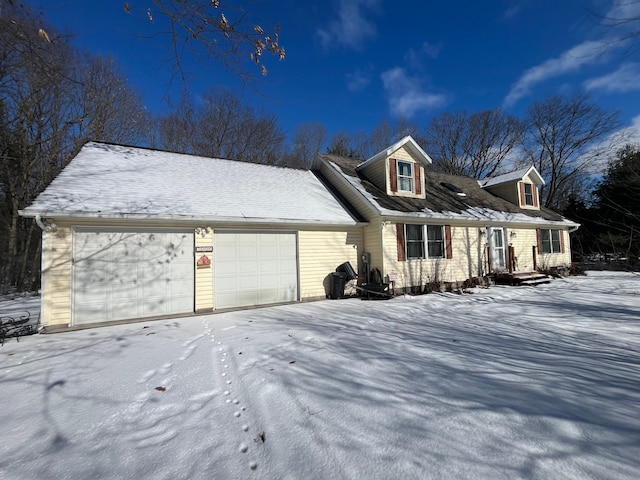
[445, 225, 453, 259]
[415, 164, 422, 195]
[519, 182, 526, 206]
[533, 186, 539, 208]
[390, 159, 398, 192]
[536, 228, 542, 254]
[560, 229, 565, 253]
[397, 223, 406, 261]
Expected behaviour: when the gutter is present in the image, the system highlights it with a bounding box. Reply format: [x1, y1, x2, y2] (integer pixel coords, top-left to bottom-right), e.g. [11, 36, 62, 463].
[20, 210, 368, 229]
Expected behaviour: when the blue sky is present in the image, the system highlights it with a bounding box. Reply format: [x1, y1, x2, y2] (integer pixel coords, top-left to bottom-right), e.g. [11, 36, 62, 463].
[31, 0, 640, 144]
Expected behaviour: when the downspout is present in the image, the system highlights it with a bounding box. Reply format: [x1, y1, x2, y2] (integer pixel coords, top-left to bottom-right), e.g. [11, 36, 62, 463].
[34, 214, 57, 232]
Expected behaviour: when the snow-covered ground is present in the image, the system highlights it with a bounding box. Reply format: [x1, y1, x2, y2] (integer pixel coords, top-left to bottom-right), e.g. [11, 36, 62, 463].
[1, 271, 639, 479]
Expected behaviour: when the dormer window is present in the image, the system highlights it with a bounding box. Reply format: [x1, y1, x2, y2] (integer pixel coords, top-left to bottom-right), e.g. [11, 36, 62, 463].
[523, 183, 534, 206]
[388, 158, 422, 197]
[398, 161, 414, 192]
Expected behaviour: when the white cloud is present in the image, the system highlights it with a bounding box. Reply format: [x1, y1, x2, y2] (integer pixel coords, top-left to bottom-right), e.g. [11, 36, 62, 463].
[317, 0, 380, 50]
[581, 115, 640, 174]
[503, 39, 615, 107]
[380, 67, 447, 117]
[605, 0, 640, 25]
[584, 62, 640, 93]
[615, 114, 640, 146]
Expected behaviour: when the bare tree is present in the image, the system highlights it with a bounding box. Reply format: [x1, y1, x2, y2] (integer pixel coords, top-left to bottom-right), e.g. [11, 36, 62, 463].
[425, 108, 525, 178]
[368, 118, 421, 157]
[155, 89, 286, 164]
[120, 1, 286, 83]
[286, 122, 328, 169]
[592, 0, 640, 54]
[523, 94, 621, 209]
[326, 131, 358, 158]
[76, 55, 151, 145]
[0, 3, 151, 293]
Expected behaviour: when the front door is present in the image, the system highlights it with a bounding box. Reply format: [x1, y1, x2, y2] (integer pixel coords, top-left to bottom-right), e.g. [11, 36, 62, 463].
[489, 227, 506, 271]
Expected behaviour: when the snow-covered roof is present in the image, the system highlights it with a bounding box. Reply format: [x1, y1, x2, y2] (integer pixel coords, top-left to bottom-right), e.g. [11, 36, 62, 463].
[20, 142, 362, 226]
[480, 166, 545, 188]
[319, 154, 578, 228]
[356, 135, 433, 171]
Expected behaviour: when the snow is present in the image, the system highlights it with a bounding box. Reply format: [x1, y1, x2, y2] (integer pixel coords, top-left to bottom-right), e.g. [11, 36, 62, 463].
[328, 160, 576, 227]
[20, 142, 360, 226]
[479, 166, 541, 188]
[2, 271, 640, 479]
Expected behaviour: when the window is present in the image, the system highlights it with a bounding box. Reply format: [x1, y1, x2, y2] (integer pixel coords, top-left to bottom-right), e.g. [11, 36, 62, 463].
[406, 224, 424, 259]
[523, 183, 535, 206]
[397, 161, 414, 192]
[427, 225, 445, 258]
[405, 225, 445, 259]
[541, 229, 562, 254]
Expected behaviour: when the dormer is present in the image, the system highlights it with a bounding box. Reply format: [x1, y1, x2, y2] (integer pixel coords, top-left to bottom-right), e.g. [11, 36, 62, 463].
[356, 136, 432, 199]
[480, 166, 544, 210]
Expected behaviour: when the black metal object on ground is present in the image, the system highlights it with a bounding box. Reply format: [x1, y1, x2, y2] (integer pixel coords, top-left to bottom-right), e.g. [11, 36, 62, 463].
[1, 311, 38, 346]
[356, 283, 392, 300]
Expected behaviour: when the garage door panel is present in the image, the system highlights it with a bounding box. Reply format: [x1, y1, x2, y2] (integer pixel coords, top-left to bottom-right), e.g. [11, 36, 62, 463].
[239, 245, 258, 258]
[239, 260, 258, 275]
[169, 279, 193, 296]
[73, 229, 194, 325]
[214, 232, 298, 309]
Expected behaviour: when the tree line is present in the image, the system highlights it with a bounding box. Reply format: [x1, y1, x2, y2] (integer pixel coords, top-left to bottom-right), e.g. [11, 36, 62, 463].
[0, 2, 637, 293]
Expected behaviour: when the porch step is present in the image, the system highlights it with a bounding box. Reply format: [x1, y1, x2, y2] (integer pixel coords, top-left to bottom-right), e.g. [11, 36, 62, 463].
[519, 276, 552, 286]
[494, 272, 552, 286]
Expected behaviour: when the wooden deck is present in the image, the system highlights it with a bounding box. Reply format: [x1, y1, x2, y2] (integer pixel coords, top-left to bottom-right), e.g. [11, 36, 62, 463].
[494, 271, 552, 286]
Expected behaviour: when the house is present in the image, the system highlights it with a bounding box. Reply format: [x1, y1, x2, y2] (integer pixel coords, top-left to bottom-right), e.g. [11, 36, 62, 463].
[20, 137, 578, 330]
[19, 142, 366, 329]
[315, 135, 579, 290]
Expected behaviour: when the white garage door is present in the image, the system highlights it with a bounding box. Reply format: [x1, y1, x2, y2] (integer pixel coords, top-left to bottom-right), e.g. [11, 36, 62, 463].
[214, 232, 298, 309]
[73, 228, 194, 325]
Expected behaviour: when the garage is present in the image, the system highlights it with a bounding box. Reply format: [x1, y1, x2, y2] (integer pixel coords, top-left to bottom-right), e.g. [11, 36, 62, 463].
[73, 228, 194, 324]
[214, 231, 298, 309]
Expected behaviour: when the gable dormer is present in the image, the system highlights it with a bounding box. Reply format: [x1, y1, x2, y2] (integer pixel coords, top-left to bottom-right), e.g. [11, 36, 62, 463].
[480, 166, 544, 210]
[356, 136, 432, 199]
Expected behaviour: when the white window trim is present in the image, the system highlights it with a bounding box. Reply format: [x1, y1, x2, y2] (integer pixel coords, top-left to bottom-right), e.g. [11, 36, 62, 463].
[523, 183, 535, 206]
[541, 228, 562, 254]
[406, 224, 446, 260]
[397, 161, 414, 193]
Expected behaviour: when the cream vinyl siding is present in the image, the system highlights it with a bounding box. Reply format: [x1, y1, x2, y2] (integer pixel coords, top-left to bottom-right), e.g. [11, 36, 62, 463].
[364, 222, 384, 272]
[358, 145, 421, 192]
[195, 230, 214, 312]
[507, 228, 538, 272]
[383, 224, 486, 288]
[486, 183, 519, 205]
[361, 159, 387, 191]
[298, 228, 363, 299]
[41, 225, 73, 327]
[536, 229, 572, 267]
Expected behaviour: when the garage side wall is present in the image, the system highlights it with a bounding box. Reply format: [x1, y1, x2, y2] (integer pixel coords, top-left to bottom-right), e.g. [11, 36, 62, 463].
[195, 229, 214, 312]
[298, 228, 363, 299]
[41, 225, 73, 327]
